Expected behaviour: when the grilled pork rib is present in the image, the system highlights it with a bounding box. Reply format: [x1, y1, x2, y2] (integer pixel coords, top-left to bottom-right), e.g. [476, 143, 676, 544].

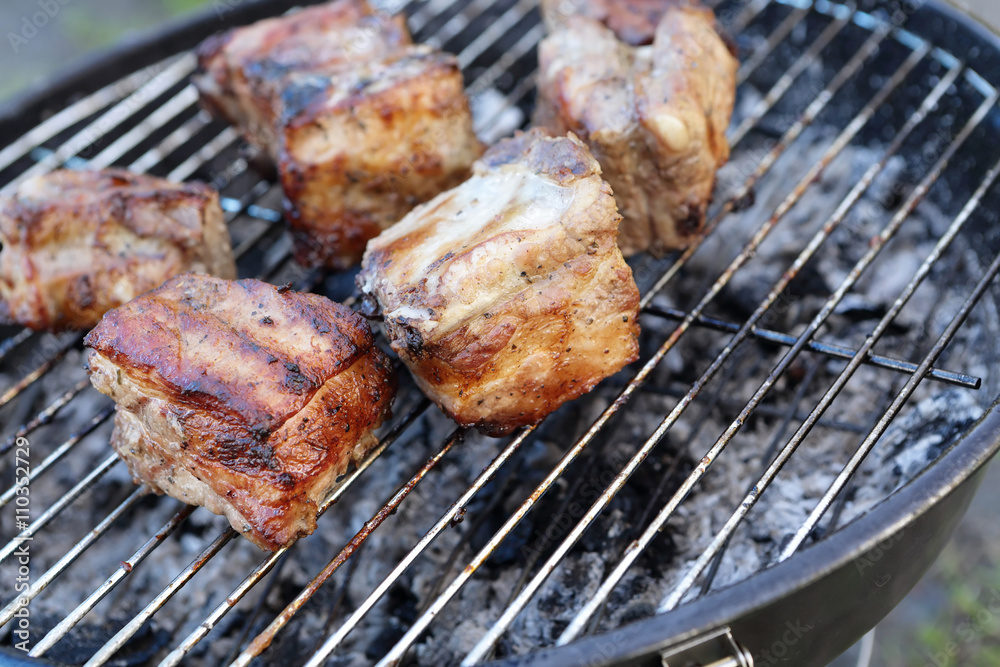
[85, 274, 396, 551]
[194, 0, 412, 161]
[535, 0, 737, 255]
[358, 130, 640, 436]
[194, 0, 481, 269]
[279, 46, 483, 269]
[0, 169, 235, 331]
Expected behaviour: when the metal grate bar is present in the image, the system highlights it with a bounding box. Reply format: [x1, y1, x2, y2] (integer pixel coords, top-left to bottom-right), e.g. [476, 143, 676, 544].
[0, 55, 185, 173]
[722, 0, 773, 39]
[474, 71, 535, 136]
[561, 90, 999, 637]
[127, 113, 212, 174]
[0, 453, 120, 566]
[649, 381, 870, 433]
[0, 487, 148, 626]
[0, 334, 78, 410]
[464, 24, 934, 661]
[29, 504, 196, 658]
[422, 0, 503, 48]
[86, 85, 200, 169]
[777, 155, 1000, 560]
[0, 54, 197, 196]
[455, 0, 537, 69]
[728, 1, 855, 145]
[467, 22, 545, 107]
[407, 0, 472, 36]
[0, 407, 114, 511]
[166, 126, 241, 182]
[0, 379, 93, 453]
[641, 305, 979, 389]
[231, 427, 466, 666]
[657, 124, 1000, 613]
[407, 0, 459, 28]
[84, 525, 236, 667]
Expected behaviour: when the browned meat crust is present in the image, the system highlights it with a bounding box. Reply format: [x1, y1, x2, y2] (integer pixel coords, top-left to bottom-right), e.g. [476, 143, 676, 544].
[193, 0, 482, 269]
[84, 274, 396, 550]
[193, 0, 411, 159]
[535, 0, 737, 256]
[0, 169, 235, 331]
[358, 130, 640, 436]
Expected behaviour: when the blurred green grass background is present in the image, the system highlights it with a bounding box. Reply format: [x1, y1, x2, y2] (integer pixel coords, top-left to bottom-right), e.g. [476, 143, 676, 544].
[0, 0, 213, 102]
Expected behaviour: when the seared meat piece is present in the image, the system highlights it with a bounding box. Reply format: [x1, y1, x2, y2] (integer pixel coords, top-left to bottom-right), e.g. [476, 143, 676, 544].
[535, 1, 737, 256]
[84, 274, 396, 550]
[280, 47, 483, 269]
[0, 169, 235, 332]
[358, 130, 640, 436]
[194, 0, 412, 160]
[193, 0, 482, 269]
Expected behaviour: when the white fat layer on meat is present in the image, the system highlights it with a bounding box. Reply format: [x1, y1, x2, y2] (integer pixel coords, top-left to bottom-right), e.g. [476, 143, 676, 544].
[363, 165, 575, 332]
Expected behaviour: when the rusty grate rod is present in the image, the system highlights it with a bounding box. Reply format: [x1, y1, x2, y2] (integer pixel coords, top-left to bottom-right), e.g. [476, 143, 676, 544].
[0, 407, 114, 511]
[0, 453, 120, 567]
[0, 486, 150, 626]
[30, 503, 196, 658]
[231, 427, 466, 667]
[303, 428, 540, 666]
[642, 305, 979, 389]
[0, 379, 96, 454]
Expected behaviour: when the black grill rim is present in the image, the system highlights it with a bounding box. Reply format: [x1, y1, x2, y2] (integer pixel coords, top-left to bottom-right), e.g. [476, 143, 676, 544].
[1, 1, 999, 666]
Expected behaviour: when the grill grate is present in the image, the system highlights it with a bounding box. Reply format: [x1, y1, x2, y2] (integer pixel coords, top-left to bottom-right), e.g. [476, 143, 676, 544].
[1, 0, 1000, 665]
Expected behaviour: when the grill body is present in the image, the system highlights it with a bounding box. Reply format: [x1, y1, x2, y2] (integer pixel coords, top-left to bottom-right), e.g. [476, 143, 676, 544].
[1, 1, 999, 666]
